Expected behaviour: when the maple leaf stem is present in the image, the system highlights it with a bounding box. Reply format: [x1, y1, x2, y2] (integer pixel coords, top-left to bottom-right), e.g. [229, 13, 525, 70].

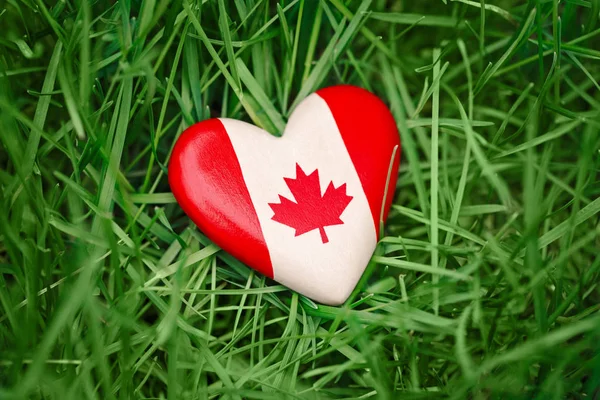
[319, 227, 329, 244]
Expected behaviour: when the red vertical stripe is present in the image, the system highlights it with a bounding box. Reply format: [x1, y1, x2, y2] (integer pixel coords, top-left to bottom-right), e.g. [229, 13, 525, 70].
[317, 85, 401, 237]
[169, 119, 274, 278]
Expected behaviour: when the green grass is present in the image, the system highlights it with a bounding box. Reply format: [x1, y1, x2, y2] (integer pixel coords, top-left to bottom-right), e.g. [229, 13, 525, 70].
[1, 0, 600, 398]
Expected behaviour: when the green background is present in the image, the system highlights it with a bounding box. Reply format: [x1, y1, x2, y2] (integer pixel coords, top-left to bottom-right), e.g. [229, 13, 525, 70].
[1, 0, 600, 398]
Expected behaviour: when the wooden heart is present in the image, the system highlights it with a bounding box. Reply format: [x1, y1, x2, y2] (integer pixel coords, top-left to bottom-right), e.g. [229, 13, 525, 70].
[169, 85, 400, 305]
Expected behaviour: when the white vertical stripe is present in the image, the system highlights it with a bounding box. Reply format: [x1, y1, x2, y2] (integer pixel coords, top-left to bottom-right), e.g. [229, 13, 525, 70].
[220, 94, 377, 305]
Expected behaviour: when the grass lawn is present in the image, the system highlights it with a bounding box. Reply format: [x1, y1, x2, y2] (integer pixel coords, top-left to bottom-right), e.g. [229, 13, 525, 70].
[1, 0, 600, 398]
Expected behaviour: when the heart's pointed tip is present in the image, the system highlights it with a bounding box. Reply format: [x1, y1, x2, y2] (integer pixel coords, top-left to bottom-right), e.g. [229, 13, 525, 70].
[306, 281, 355, 306]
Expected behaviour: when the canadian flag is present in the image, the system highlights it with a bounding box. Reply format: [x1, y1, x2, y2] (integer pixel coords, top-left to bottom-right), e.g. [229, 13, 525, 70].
[169, 85, 400, 305]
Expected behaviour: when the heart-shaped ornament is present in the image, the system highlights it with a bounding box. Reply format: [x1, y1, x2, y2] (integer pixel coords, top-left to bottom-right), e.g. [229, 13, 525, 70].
[169, 85, 400, 305]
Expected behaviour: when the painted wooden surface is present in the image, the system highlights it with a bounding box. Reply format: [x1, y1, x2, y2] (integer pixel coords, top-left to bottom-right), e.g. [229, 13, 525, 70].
[169, 85, 401, 305]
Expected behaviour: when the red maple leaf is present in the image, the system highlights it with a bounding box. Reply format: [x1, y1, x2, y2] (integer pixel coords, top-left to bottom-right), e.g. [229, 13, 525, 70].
[268, 164, 353, 243]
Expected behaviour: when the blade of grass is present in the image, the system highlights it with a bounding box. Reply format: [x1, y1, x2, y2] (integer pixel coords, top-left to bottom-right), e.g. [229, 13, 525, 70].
[431, 49, 441, 315]
[218, 0, 241, 90]
[368, 12, 459, 27]
[444, 85, 513, 207]
[291, 0, 372, 111]
[473, 9, 536, 95]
